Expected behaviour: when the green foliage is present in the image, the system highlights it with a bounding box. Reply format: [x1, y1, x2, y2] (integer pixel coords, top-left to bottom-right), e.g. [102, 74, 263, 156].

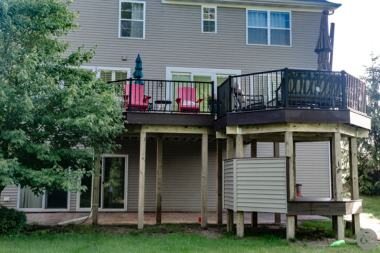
[0, 0, 124, 195]
[343, 54, 380, 195]
[0, 206, 29, 235]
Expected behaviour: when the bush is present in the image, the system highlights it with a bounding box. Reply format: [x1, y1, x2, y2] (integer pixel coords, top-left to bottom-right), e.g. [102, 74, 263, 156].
[0, 206, 29, 235]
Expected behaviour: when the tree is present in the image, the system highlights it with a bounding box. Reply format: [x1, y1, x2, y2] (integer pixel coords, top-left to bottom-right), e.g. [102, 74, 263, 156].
[0, 0, 124, 198]
[344, 54, 380, 195]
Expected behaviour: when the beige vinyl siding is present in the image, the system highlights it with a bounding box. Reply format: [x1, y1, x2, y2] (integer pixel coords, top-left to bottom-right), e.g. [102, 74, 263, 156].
[70, 192, 77, 211]
[113, 139, 217, 212]
[223, 160, 234, 210]
[245, 141, 331, 198]
[279, 142, 331, 198]
[224, 158, 287, 213]
[0, 186, 18, 208]
[64, 1, 321, 78]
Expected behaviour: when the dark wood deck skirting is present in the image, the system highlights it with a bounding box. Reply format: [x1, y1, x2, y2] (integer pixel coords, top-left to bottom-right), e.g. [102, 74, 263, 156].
[123, 112, 216, 126]
[287, 198, 362, 216]
[214, 108, 371, 131]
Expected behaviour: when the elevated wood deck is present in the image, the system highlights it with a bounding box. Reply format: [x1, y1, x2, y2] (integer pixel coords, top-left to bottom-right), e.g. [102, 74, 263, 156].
[287, 197, 362, 216]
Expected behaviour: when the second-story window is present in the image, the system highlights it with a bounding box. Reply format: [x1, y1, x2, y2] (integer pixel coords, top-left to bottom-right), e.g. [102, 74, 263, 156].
[247, 10, 291, 46]
[202, 7, 216, 33]
[119, 1, 145, 39]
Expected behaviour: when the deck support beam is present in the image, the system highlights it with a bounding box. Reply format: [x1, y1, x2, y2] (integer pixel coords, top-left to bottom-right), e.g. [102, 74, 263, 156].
[217, 139, 223, 225]
[226, 136, 234, 232]
[236, 134, 244, 237]
[251, 139, 258, 228]
[156, 134, 163, 224]
[274, 142, 282, 224]
[138, 131, 147, 230]
[201, 133, 208, 227]
[285, 132, 296, 240]
[92, 151, 101, 225]
[332, 132, 344, 240]
[349, 137, 360, 235]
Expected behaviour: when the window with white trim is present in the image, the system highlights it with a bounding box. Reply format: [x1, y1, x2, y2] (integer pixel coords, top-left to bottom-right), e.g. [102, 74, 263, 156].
[119, 1, 145, 39]
[18, 186, 70, 210]
[202, 7, 216, 33]
[247, 10, 291, 46]
[99, 69, 128, 82]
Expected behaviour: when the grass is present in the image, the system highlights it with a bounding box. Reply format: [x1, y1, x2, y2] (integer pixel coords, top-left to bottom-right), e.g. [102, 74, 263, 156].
[1, 231, 378, 253]
[1, 195, 380, 252]
[361, 195, 380, 221]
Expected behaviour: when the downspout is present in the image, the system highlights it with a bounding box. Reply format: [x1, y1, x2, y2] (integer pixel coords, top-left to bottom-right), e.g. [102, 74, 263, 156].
[57, 175, 94, 225]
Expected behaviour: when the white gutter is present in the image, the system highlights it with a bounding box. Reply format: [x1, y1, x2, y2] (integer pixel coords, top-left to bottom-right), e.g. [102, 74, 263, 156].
[163, 0, 341, 11]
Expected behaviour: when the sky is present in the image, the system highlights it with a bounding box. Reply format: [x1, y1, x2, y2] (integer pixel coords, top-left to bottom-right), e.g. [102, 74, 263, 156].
[329, 0, 380, 77]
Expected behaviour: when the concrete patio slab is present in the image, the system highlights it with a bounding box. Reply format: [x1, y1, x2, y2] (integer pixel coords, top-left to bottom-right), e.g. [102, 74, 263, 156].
[26, 212, 330, 226]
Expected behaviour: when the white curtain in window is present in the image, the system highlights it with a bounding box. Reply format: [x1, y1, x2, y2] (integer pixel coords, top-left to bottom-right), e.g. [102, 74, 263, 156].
[248, 11, 267, 27]
[131, 3, 144, 20]
[19, 186, 42, 208]
[270, 12, 289, 28]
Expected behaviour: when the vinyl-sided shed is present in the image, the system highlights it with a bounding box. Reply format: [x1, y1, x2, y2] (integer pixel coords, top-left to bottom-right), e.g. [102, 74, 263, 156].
[223, 157, 288, 214]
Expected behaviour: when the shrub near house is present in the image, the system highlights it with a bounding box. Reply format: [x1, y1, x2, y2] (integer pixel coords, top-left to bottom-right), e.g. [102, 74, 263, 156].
[0, 206, 29, 235]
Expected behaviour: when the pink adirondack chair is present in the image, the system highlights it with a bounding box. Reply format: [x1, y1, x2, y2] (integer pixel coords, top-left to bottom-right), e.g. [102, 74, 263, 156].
[175, 87, 204, 113]
[124, 83, 152, 110]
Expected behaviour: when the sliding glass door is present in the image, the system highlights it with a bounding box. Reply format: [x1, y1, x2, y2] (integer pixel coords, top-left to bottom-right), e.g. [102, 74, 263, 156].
[101, 156, 128, 210]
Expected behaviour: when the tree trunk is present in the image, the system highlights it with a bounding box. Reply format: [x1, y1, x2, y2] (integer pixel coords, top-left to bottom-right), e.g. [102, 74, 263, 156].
[0, 184, 5, 205]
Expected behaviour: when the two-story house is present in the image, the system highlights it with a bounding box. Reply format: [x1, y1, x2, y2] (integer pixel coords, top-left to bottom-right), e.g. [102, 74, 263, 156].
[1, 0, 371, 240]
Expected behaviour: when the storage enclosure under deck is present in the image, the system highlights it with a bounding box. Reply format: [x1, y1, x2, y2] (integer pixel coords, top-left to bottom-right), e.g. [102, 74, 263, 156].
[223, 157, 362, 216]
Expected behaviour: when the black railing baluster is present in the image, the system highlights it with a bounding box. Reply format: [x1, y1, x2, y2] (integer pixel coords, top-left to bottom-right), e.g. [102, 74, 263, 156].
[341, 70, 347, 109]
[211, 81, 215, 114]
[106, 69, 366, 116]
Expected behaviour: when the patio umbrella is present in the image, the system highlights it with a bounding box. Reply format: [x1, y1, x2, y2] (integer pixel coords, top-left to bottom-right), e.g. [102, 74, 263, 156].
[315, 10, 332, 71]
[133, 54, 144, 85]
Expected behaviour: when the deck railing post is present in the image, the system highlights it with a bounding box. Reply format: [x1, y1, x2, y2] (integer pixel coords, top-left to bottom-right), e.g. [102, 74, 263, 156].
[284, 68, 289, 108]
[341, 71, 347, 109]
[228, 76, 232, 112]
[128, 78, 133, 111]
[217, 86, 220, 117]
[211, 81, 215, 114]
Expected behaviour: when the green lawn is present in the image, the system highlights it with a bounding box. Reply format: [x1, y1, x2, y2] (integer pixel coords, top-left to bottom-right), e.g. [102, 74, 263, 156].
[1, 195, 380, 252]
[1, 232, 378, 253]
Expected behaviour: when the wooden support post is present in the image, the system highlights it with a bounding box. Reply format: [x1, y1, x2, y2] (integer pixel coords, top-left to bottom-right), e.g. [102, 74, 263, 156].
[201, 133, 208, 228]
[251, 139, 258, 228]
[236, 135, 244, 158]
[293, 141, 297, 227]
[226, 136, 234, 232]
[349, 137, 360, 235]
[138, 131, 147, 230]
[274, 142, 281, 223]
[156, 135, 163, 224]
[227, 136, 234, 159]
[217, 139, 223, 225]
[285, 132, 296, 240]
[237, 211, 244, 237]
[227, 209, 234, 232]
[92, 152, 101, 225]
[236, 135, 244, 237]
[332, 132, 344, 240]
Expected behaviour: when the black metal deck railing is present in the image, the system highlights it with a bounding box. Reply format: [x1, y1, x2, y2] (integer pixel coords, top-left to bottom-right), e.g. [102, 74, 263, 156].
[217, 68, 367, 117]
[109, 78, 215, 114]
